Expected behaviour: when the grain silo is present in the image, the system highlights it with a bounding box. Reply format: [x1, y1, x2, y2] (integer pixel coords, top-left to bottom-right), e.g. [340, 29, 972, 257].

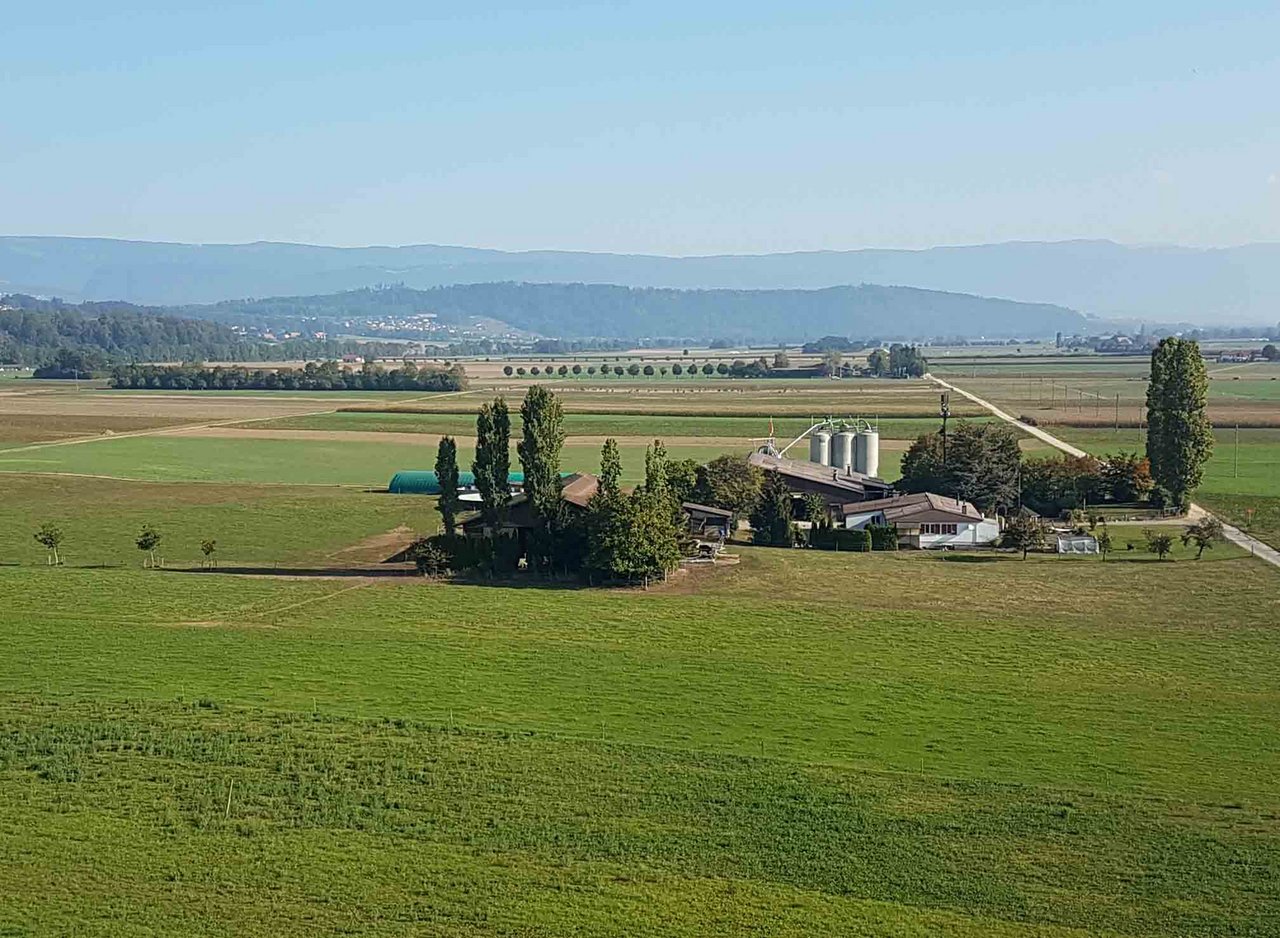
[854, 429, 880, 477]
[809, 430, 831, 466]
[831, 430, 855, 472]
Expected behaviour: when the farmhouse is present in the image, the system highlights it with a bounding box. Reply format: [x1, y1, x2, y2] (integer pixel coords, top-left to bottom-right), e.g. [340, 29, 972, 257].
[461, 472, 599, 538]
[841, 492, 1001, 549]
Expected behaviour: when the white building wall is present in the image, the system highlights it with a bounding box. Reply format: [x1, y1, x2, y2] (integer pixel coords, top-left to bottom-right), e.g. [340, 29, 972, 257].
[917, 519, 1001, 548]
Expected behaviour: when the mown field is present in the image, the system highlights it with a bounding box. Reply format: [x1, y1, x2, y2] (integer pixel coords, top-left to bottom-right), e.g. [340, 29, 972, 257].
[2, 508, 1278, 935]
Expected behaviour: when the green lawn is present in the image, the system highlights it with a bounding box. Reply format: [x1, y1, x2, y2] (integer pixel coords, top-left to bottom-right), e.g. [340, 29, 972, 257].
[0, 435, 743, 486]
[1, 538, 1278, 934]
[0, 475, 432, 567]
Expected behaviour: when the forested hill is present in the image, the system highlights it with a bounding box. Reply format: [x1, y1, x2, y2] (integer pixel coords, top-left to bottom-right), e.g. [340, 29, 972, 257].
[0, 295, 372, 367]
[191, 281, 1085, 341]
[4, 235, 1278, 323]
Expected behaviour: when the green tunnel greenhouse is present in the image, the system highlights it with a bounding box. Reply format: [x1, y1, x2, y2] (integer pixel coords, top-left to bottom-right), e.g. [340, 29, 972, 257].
[387, 471, 527, 494]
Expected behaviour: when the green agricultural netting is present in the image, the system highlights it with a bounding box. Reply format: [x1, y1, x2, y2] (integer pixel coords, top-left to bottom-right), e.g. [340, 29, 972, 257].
[387, 471, 527, 494]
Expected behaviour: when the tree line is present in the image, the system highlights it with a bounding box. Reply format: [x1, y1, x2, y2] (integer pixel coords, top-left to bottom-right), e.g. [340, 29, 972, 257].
[107, 360, 467, 392]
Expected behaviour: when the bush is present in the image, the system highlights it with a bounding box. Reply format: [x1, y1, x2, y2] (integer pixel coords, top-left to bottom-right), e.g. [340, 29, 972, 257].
[868, 524, 898, 551]
[1018, 414, 1039, 426]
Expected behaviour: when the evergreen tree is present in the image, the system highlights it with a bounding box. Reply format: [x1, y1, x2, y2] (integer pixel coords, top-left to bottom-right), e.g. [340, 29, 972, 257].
[471, 397, 511, 525]
[434, 436, 461, 535]
[1146, 337, 1213, 511]
[518, 386, 567, 573]
[750, 471, 795, 546]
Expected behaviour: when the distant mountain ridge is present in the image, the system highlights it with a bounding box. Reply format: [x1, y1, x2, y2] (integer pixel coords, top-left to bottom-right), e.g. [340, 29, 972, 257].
[2, 236, 1277, 324]
[186, 282, 1084, 342]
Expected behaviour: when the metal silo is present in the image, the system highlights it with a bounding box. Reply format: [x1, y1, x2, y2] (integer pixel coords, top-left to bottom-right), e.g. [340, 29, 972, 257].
[809, 430, 831, 466]
[854, 430, 880, 477]
[831, 431, 855, 472]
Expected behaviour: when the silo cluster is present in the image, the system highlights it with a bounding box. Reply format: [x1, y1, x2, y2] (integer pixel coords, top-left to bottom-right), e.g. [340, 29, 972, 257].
[806, 420, 880, 477]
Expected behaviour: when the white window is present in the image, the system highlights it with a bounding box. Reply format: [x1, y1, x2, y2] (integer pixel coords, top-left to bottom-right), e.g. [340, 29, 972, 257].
[920, 523, 958, 535]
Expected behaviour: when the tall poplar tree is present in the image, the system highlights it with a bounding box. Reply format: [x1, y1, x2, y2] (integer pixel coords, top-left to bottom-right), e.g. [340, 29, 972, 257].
[518, 386, 566, 572]
[434, 436, 461, 535]
[1146, 337, 1213, 511]
[472, 397, 511, 525]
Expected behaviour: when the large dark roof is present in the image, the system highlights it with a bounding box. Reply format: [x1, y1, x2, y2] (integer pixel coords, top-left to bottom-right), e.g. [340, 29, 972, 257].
[747, 451, 890, 497]
[842, 492, 984, 523]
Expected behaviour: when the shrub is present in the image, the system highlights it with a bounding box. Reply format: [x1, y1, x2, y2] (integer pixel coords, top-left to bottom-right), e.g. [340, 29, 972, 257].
[868, 524, 898, 551]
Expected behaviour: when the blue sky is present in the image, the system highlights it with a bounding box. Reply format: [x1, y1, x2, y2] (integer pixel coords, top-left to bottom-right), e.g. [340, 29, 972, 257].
[4, 2, 1278, 252]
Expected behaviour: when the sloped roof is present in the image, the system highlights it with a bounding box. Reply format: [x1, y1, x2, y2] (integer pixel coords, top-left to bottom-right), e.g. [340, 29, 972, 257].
[841, 492, 984, 523]
[682, 501, 734, 518]
[462, 473, 599, 530]
[747, 451, 889, 496]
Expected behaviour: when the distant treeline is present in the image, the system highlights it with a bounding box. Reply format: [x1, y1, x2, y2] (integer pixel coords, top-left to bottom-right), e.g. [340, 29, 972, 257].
[107, 361, 467, 392]
[0, 294, 406, 368]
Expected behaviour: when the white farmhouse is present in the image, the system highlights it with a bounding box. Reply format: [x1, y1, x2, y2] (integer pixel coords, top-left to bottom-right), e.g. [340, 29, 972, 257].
[841, 492, 1001, 549]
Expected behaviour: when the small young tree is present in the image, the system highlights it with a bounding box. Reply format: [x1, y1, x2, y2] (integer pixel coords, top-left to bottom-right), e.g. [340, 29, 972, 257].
[1001, 514, 1045, 559]
[1095, 526, 1112, 561]
[801, 491, 829, 531]
[1181, 515, 1224, 559]
[1144, 528, 1175, 561]
[136, 524, 163, 568]
[410, 540, 450, 578]
[34, 522, 64, 565]
[200, 538, 217, 568]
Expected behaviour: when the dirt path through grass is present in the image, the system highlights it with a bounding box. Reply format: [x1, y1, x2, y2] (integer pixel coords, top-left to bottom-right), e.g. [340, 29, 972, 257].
[927, 373, 1280, 569]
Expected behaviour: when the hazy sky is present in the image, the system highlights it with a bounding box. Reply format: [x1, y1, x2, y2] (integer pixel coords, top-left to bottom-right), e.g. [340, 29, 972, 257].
[5, 2, 1278, 253]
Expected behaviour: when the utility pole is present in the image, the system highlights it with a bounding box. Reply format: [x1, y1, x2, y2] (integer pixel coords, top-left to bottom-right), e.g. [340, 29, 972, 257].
[940, 392, 951, 465]
[1235, 424, 1240, 478]
[1115, 394, 1120, 433]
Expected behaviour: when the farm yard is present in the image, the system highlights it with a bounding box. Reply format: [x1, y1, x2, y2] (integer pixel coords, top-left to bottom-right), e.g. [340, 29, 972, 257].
[1, 360, 1278, 935]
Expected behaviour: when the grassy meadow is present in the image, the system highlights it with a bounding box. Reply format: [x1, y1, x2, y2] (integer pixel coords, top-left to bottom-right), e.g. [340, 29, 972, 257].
[2, 370, 1279, 934]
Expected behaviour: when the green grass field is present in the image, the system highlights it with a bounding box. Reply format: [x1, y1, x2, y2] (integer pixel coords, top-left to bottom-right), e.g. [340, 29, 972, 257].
[0, 435, 743, 486]
[3, 371, 1279, 934]
[2, 529, 1278, 935]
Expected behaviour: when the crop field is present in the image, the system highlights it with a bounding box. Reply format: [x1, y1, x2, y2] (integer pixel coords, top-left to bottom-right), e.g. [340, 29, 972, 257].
[2, 369, 1279, 935]
[936, 359, 1280, 428]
